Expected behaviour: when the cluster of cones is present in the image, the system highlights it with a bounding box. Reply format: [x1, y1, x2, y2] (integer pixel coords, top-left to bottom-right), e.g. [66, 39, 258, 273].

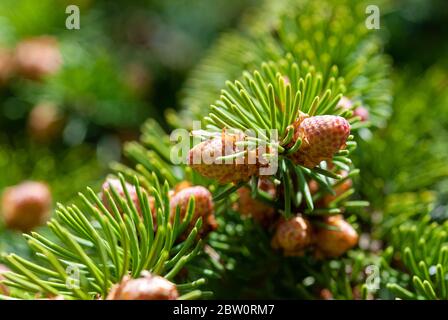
[236, 175, 358, 258]
[0, 36, 64, 143]
[0, 176, 218, 242]
[99, 177, 217, 240]
[0, 177, 216, 299]
[0, 99, 364, 298]
[188, 110, 359, 258]
[0, 37, 63, 228]
[187, 95, 369, 185]
[98, 178, 217, 301]
[187, 130, 268, 184]
[188, 112, 351, 183]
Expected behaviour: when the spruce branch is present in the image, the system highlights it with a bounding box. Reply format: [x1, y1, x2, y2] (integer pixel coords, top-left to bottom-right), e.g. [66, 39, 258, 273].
[0, 174, 207, 300]
[369, 192, 448, 300]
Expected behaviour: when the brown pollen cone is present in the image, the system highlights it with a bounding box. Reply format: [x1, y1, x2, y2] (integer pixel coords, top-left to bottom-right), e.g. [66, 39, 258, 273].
[174, 181, 193, 193]
[235, 178, 276, 226]
[1, 181, 52, 232]
[271, 214, 314, 256]
[100, 177, 144, 215]
[99, 177, 162, 226]
[308, 170, 353, 208]
[169, 186, 217, 238]
[314, 215, 359, 258]
[27, 102, 64, 143]
[188, 132, 269, 184]
[107, 271, 178, 300]
[353, 106, 369, 122]
[0, 48, 15, 84]
[15, 36, 62, 80]
[288, 114, 350, 168]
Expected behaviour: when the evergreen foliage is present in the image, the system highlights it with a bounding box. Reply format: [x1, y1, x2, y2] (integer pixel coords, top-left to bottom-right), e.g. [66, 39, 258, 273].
[0, 0, 447, 301]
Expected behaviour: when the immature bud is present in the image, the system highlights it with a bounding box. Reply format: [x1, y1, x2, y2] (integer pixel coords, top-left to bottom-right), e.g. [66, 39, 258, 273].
[319, 288, 333, 300]
[1, 181, 52, 232]
[169, 186, 217, 237]
[288, 115, 350, 168]
[27, 102, 64, 143]
[235, 178, 276, 226]
[308, 179, 320, 195]
[312, 171, 353, 207]
[188, 132, 267, 184]
[100, 177, 154, 217]
[0, 48, 15, 84]
[107, 271, 178, 300]
[353, 106, 369, 122]
[0, 264, 10, 296]
[15, 36, 62, 80]
[37, 293, 65, 300]
[315, 215, 358, 258]
[271, 215, 313, 256]
[336, 96, 353, 111]
[174, 181, 192, 193]
[337, 96, 369, 122]
[324, 178, 352, 207]
[101, 177, 139, 212]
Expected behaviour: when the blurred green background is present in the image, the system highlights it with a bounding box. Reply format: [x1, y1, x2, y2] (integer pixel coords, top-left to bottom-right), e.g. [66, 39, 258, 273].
[0, 0, 257, 202]
[0, 0, 447, 255]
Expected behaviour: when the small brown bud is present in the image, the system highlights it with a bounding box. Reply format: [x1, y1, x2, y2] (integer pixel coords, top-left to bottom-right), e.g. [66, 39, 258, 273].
[107, 271, 178, 300]
[308, 179, 320, 195]
[336, 96, 353, 112]
[308, 171, 352, 208]
[174, 181, 192, 194]
[100, 177, 139, 211]
[1, 181, 52, 232]
[15, 36, 62, 80]
[353, 106, 369, 122]
[271, 215, 313, 256]
[170, 186, 217, 238]
[321, 171, 352, 207]
[315, 215, 358, 258]
[100, 177, 155, 218]
[0, 264, 11, 296]
[0, 48, 15, 85]
[319, 288, 333, 300]
[235, 178, 276, 226]
[27, 102, 64, 143]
